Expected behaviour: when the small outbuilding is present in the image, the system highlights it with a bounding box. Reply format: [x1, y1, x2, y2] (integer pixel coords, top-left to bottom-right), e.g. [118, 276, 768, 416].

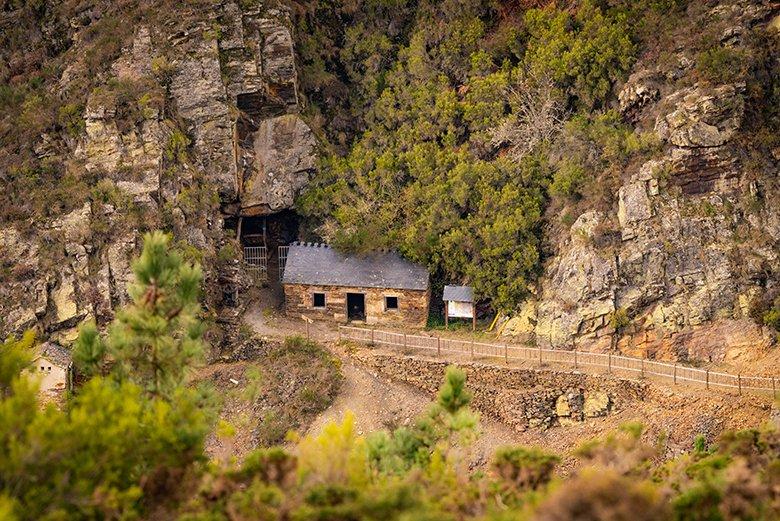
[29, 343, 72, 396]
[282, 242, 430, 326]
[443, 285, 475, 330]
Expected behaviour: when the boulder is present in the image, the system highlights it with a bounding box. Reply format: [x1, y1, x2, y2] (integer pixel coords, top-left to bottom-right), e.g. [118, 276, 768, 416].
[655, 84, 744, 148]
[618, 70, 660, 120]
[258, 13, 298, 107]
[53, 273, 79, 325]
[583, 391, 610, 417]
[618, 182, 652, 228]
[240, 114, 317, 214]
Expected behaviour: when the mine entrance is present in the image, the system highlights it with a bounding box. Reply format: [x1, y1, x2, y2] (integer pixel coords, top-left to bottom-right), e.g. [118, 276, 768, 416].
[347, 293, 366, 322]
[238, 210, 299, 284]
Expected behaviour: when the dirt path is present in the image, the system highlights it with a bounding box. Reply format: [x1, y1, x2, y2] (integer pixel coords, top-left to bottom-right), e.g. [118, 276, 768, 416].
[242, 302, 523, 464]
[240, 302, 774, 470]
[305, 350, 523, 466]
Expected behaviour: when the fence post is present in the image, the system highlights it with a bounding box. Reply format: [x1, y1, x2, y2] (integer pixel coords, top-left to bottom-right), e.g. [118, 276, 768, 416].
[470, 339, 475, 361]
[538, 344, 543, 366]
[773, 377, 777, 399]
[504, 343, 508, 364]
[574, 347, 578, 369]
[437, 336, 441, 357]
[641, 358, 645, 379]
[673, 363, 677, 385]
[403, 332, 407, 349]
[371, 327, 375, 345]
[608, 352, 612, 375]
[706, 369, 709, 390]
[738, 374, 741, 395]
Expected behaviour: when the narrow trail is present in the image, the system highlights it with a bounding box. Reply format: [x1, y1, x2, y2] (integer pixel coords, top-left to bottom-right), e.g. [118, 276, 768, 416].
[243, 300, 524, 464]
[240, 300, 774, 471]
[306, 348, 523, 466]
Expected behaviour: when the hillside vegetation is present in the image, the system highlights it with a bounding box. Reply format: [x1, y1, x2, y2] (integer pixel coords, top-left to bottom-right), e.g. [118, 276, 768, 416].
[293, 0, 779, 314]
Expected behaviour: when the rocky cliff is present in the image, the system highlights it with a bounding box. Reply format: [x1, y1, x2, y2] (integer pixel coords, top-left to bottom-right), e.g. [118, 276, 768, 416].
[0, 1, 317, 348]
[506, 3, 780, 365]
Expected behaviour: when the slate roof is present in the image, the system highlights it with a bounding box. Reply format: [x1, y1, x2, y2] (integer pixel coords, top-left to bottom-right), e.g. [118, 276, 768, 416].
[35, 343, 72, 368]
[282, 243, 429, 291]
[442, 285, 474, 303]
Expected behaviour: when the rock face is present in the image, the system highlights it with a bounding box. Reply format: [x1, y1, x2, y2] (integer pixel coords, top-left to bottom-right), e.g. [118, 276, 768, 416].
[242, 114, 317, 214]
[509, 3, 779, 364]
[654, 84, 744, 148]
[220, 5, 317, 215]
[170, 39, 238, 201]
[0, 3, 315, 348]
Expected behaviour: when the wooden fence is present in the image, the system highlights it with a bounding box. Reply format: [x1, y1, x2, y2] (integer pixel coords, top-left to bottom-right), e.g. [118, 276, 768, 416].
[338, 326, 779, 397]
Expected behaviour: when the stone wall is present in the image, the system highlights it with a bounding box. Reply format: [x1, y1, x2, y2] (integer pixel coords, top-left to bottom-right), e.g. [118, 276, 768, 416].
[284, 284, 430, 327]
[353, 351, 648, 431]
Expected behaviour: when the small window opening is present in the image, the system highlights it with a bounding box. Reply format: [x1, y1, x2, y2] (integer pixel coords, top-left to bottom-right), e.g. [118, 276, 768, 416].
[40, 366, 44, 371]
[385, 296, 399, 311]
[313, 292, 326, 308]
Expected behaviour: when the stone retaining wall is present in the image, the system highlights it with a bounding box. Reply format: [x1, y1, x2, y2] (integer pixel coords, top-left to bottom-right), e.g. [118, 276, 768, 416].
[353, 351, 649, 431]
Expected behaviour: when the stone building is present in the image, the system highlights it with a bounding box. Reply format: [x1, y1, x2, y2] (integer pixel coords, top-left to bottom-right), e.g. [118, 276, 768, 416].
[29, 343, 72, 397]
[282, 243, 430, 326]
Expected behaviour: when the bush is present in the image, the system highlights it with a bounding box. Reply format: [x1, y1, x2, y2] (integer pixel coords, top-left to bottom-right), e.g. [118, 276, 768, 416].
[550, 159, 587, 200]
[697, 46, 746, 84]
[492, 446, 559, 493]
[763, 305, 780, 331]
[609, 308, 631, 331]
[523, 0, 637, 108]
[57, 103, 85, 137]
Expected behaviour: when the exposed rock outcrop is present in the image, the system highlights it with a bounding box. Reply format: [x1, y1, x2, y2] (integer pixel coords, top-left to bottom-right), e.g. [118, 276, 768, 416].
[0, 2, 316, 350]
[170, 39, 238, 201]
[241, 114, 317, 214]
[510, 3, 779, 364]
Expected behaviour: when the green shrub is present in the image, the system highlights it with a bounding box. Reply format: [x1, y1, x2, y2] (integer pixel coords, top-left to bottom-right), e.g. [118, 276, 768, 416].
[492, 446, 559, 493]
[697, 46, 746, 84]
[550, 159, 587, 200]
[217, 242, 241, 263]
[610, 308, 631, 331]
[57, 103, 85, 137]
[151, 56, 177, 85]
[523, 0, 637, 108]
[165, 129, 191, 164]
[763, 306, 780, 331]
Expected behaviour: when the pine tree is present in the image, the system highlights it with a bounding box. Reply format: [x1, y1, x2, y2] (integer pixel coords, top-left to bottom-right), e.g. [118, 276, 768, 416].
[74, 231, 205, 397]
[0, 331, 34, 395]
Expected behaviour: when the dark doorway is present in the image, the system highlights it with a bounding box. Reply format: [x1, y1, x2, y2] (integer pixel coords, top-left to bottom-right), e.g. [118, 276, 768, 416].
[347, 293, 365, 321]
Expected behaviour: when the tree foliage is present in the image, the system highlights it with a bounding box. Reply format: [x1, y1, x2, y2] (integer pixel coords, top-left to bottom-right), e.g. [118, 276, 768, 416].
[74, 230, 205, 397]
[1, 232, 213, 520]
[296, 0, 640, 311]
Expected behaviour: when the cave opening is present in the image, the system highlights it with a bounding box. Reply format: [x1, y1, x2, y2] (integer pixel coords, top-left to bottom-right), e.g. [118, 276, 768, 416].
[237, 209, 299, 284]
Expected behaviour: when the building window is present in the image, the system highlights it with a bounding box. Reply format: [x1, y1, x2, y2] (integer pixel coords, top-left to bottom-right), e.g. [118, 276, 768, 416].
[312, 292, 326, 308]
[385, 296, 399, 311]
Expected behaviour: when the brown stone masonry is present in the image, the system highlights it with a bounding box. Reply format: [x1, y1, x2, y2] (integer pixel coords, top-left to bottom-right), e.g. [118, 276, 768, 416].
[284, 283, 429, 327]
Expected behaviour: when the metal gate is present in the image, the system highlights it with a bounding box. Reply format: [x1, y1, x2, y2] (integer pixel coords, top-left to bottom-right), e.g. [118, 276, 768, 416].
[243, 246, 267, 280]
[278, 245, 289, 281]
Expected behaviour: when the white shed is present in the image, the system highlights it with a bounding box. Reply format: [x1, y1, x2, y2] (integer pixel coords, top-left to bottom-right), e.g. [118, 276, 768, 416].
[443, 285, 475, 330]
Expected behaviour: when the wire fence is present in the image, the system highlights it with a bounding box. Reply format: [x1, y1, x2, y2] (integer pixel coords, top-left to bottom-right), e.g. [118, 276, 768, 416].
[338, 326, 779, 397]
